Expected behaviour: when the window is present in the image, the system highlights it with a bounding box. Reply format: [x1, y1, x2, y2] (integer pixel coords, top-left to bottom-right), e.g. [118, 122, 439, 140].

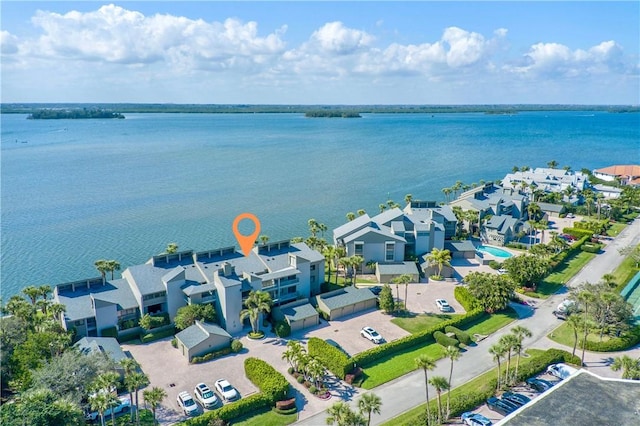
[385, 242, 395, 261]
[354, 242, 364, 256]
[311, 265, 316, 271]
[143, 291, 166, 301]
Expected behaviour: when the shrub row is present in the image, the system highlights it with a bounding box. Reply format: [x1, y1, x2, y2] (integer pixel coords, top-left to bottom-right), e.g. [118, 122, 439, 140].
[308, 337, 352, 379]
[444, 325, 472, 345]
[184, 393, 272, 426]
[191, 346, 232, 364]
[580, 326, 640, 352]
[244, 357, 290, 404]
[581, 243, 603, 253]
[100, 326, 118, 338]
[352, 309, 487, 367]
[140, 326, 176, 343]
[274, 406, 298, 415]
[561, 227, 594, 238]
[505, 242, 528, 250]
[433, 330, 459, 348]
[453, 286, 479, 312]
[550, 235, 589, 269]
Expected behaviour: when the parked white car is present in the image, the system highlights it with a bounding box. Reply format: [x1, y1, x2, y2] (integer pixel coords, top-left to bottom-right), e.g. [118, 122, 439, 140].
[176, 391, 199, 416]
[360, 326, 383, 344]
[194, 383, 218, 409]
[547, 363, 579, 380]
[86, 396, 131, 421]
[214, 379, 239, 402]
[436, 299, 452, 312]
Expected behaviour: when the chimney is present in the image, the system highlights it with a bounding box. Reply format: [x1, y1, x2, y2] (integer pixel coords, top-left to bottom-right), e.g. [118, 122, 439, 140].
[222, 262, 234, 277]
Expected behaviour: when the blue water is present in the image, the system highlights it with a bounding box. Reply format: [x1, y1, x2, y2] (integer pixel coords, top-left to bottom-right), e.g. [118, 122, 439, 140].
[476, 245, 513, 258]
[2, 111, 639, 297]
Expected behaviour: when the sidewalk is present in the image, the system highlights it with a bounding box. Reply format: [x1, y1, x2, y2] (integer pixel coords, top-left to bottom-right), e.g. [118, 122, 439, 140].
[296, 219, 640, 425]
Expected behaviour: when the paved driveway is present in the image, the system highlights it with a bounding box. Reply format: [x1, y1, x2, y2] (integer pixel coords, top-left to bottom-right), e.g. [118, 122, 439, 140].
[122, 337, 259, 424]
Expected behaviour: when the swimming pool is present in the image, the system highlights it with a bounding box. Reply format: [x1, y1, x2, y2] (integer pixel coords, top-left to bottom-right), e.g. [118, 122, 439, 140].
[476, 245, 513, 258]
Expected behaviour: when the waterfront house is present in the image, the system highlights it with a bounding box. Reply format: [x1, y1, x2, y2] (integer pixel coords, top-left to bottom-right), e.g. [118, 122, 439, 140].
[593, 164, 640, 186]
[481, 215, 523, 246]
[54, 240, 324, 338]
[501, 167, 588, 194]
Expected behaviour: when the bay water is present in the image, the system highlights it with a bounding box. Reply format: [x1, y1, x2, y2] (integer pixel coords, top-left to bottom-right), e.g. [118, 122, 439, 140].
[1, 111, 639, 297]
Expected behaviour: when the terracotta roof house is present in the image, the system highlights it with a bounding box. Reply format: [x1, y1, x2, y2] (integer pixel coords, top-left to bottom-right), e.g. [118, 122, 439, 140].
[593, 164, 640, 186]
[54, 240, 324, 338]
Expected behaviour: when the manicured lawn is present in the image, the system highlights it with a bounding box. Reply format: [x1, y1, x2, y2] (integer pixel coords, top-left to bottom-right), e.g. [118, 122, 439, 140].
[548, 321, 612, 349]
[115, 410, 155, 425]
[612, 248, 640, 292]
[607, 222, 627, 237]
[460, 308, 518, 336]
[233, 408, 297, 426]
[391, 313, 459, 334]
[382, 349, 547, 425]
[528, 251, 596, 298]
[360, 343, 445, 390]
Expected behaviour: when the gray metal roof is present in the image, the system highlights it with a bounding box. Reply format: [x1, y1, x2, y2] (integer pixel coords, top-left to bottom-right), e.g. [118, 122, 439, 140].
[126, 264, 167, 295]
[444, 240, 476, 252]
[258, 266, 300, 281]
[502, 370, 640, 426]
[291, 242, 325, 262]
[56, 278, 138, 321]
[319, 286, 377, 310]
[391, 221, 406, 233]
[343, 226, 406, 244]
[537, 202, 566, 213]
[175, 321, 231, 349]
[182, 282, 216, 297]
[333, 214, 372, 241]
[280, 303, 318, 322]
[75, 337, 128, 363]
[376, 262, 419, 276]
[371, 207, 404, 226]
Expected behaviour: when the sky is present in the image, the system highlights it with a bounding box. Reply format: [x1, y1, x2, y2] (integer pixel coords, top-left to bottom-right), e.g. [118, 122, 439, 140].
[1, 1, 639, 104]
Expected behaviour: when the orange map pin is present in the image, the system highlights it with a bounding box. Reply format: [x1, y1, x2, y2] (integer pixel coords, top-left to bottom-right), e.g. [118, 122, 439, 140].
[232, 213, 261, 257]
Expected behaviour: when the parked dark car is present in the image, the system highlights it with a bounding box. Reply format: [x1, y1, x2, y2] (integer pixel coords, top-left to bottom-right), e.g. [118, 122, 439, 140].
[502, 391, 531, 407]
[526, 378, 554, 392]
[486, 396, 516, 416]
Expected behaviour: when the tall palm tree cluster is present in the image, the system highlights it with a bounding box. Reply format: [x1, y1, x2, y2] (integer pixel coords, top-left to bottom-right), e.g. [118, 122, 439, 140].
[488, 326, 533, 391]
[413, 346, 461, 426]
[326, 393, 382, 426]
[240, 290, 272, 335]
[94, 259, 121, 284]
[282, 340, 326, 393]
[442, 180, 485, 202]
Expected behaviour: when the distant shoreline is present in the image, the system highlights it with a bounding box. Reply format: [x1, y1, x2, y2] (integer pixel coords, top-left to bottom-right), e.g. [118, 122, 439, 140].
[2, 103, 639, 115]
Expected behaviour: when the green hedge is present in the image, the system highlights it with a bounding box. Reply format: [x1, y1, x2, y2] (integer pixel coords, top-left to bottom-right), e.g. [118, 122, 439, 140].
[444, 325, 472, 345]
[562, 227, 594, 238]
[244, 357, 290, 404]
[581, 243, 603, 253]
[140, 326, 176, 343]
[308, 337, 352, 379]
[453, 286, 479, 311]
[433, 330, 459, 348]
[352, 309, 487, 367]
[274, 320, 291, 338]
[550, 235, 589, 269]
[184, 393, 272, 426]
[100, 326, 118, 338]
[191, 346, 232, 364]
[580, 326, 640, 352]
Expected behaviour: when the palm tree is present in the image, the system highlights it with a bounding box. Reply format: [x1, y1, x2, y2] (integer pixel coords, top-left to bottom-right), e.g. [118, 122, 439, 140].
[143, 386, 167, 425]
[489, 342, 506, 391]
[106, 260, 121, 280]
[365, 260, 377, 274]
[442, 187, 452, 202]
[48, 302, 66, 321]
[259, 235, 270, 245]
[415, 354, 436, 426]
[391, 274, 412, 308]
[128, 372, 149, 426]
[120, 359, 139, 423]
[89, 392, 111, 426]
[357, 209, 366, 216]
[240, 290, 272, 334]
[358, 393, 382, 426]
[22, 285, 40, 306]
[444, 345, 461, 418]
[426, 248, 452, 278]
[404, 194, 413, 205]
[511, 326, 532, 381]
[566, 314, 582, 358]
[350, 255, 364, 285]
[576, 289, 597, 365]
[547, 160, 558, 169]
[611, 355, 640, 380]
[95, 259, 110, 285]
[326, 401, 352, 425]
[346, 212, 356, 221]
[37, 284, 52, 301]
[94, 372, 120, 426]
[379, 204, 387, 213]
[165, 243, 178, 254]
[499, 334, 518, 385]
[429, 376, 450, 424]
[324, 246, 336, 283]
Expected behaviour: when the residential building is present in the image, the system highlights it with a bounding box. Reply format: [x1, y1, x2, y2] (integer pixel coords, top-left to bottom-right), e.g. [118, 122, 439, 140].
[501, 167, 588, 195]
[174, 320, 232, 361]
[54, 240, 324, 338]
[482, 215, 524, 246]
[449, 183, 529, 221]
[593, 164, 640, 186]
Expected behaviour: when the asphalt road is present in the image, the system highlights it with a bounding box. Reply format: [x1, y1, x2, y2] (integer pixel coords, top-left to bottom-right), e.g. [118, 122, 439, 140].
[295, 218, 640, 425]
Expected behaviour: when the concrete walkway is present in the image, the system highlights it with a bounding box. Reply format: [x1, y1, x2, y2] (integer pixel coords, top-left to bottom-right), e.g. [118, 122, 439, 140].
[296, 218, 640, 425]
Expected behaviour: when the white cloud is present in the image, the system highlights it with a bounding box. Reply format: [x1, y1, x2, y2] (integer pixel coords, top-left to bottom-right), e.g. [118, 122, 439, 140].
[26, 4, 286, 68]
[309, 21, 374, 55]
[1, 30, 19, 55]
[442, 27, 489, 68]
